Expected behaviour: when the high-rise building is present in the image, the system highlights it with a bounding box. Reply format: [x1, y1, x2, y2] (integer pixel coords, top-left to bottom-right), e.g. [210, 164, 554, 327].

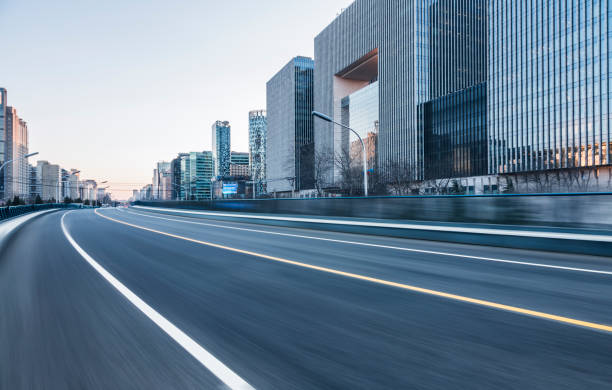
[212, 121, 231, 177]
[4, 106, 29, 200]
[315, 0, 609, 193]
[248, 110, 267, 194]
[180, 152, 214, 200]
[171, 153, 188, 200]
[152, 161, 171, 200]
[230, 151, 250, 177]
[37, 161, 60, 201]
[0, 88, 6, 200]
[266, 56, 315, 193]
[488, 0, 611, 174]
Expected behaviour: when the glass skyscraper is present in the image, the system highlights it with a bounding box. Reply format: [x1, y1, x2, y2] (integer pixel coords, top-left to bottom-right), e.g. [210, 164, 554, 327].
[489, 0, 611, 173]
[180, 151, 213, 200]
[212, 120, 231, 177]
[248, 110, 267, 195]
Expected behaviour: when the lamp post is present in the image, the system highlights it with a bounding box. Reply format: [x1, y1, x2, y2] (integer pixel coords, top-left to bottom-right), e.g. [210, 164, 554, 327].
[312, 111, 368, 197]
[0, 152, 39, 203]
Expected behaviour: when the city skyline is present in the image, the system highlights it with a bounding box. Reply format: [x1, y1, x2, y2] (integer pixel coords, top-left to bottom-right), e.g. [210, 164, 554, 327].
[0, 0, 353, 199]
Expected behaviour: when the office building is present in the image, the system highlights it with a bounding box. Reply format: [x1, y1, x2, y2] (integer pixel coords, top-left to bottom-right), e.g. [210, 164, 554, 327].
[180, 151, 214, 200]
[152, 161, 171, 200]
[171, 153, 188, 200]
[212, 121, 231, 177]
[266, 56, 315, 193]
[249, 110, 267, 195]
[37, 161, 60, 201]
[4, 106, 29, 200]
[230, 151, 250, 177]
[488, 0, 611, 175]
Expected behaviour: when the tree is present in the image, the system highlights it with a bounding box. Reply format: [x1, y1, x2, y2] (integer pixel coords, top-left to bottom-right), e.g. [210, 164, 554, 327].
[64, 197, 73, 204]
[314, 150, 334, 197]
[384, 160, 415, 196]
[35, 195, 43, 204]
[83, 199, 90, 206]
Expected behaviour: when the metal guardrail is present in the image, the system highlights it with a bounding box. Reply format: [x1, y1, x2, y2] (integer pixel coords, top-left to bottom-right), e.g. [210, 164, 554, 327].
[0, 203, 93, 222]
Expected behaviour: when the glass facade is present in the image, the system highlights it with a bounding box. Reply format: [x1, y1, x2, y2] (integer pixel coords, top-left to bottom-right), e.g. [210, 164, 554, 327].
[421, 83, 488, 179]
[294, 57, 315, 190]
[212, 121, 231, 177]
[248, 110, 267, 194]
[180, 151, 213, 200]
[489, 0, 611, 173]
[340, 81, 379, 170]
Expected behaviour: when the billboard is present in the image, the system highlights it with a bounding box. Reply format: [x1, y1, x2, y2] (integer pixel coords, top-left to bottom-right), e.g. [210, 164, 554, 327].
[222, 183, 238, 195]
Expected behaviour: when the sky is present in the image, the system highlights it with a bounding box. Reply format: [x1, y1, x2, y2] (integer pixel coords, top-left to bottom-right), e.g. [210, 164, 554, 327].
[0, 0, 352, 199]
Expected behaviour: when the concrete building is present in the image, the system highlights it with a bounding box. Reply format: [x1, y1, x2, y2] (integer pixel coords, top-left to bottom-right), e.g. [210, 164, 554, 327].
[266, 56, 315, 194]
[37, 161, 60, 201]
[4, 106, 29, 200]
[170, 153, 188, 200]
[248, 110, 267, 195]
[212, 121, 231, 177]
[152, 161, 171, 200]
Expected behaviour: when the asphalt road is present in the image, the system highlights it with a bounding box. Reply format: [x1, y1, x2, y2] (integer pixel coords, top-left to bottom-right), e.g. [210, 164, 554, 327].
[1, 207, 612, 389]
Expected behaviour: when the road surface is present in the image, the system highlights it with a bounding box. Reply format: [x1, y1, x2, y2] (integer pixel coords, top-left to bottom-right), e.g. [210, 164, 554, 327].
[1, 207, 612, 389]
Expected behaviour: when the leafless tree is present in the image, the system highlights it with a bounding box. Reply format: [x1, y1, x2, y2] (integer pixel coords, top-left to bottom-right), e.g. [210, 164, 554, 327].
[314, 150, 334, 197]
[383, 159, 414, 195]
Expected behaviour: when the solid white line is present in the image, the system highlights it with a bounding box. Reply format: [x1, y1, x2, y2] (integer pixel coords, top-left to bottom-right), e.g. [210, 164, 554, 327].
[133, 205, 612, 243]
[60, 211, 254, 390]
[123, 209, 612, 276]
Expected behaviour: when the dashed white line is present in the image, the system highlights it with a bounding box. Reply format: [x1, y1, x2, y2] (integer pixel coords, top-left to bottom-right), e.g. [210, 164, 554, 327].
[61, 211, 254, 390]
[122, 209, 612, 276]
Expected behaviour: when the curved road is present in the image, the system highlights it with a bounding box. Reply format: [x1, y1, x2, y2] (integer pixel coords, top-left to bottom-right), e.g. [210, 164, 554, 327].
[1, 207, 612, 389]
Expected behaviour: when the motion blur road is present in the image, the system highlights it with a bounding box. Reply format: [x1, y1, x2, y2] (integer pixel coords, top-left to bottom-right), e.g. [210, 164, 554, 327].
[2, 207, 612, 389]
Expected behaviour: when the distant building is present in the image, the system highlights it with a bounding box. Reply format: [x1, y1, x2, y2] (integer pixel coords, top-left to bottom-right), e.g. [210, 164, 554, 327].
[212, 121, 231, 177]
[4, 106, 29, 201]
[152, 161, 171, 200]
[170, 153, 188, 200]
[230, 151, 250, 177]
[37, 161, 60, 201]
[266, 56, 315, 194]
[248, 110, 267, 195]
[0, 88, 7, 200]
[180, 151, 214, 200]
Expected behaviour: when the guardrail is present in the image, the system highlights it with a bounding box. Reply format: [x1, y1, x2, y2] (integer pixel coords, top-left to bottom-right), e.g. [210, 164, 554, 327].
[0, 203, 92, 222]
[134, 192, 612, 231]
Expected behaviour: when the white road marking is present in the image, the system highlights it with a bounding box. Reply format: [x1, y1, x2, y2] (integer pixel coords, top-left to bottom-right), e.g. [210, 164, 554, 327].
[133, 205, 612, 243]
[122, 209, 612, 276]
[60, 211, 254, 390]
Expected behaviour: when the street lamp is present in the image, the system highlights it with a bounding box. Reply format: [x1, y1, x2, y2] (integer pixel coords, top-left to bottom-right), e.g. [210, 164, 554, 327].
[312, 111, 368, 197]
[0, 151, 39, 174]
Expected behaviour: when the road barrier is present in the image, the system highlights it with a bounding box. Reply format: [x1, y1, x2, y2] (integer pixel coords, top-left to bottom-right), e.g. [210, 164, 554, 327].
[134, 193, 612, 231]
[0, 203, 91, 222]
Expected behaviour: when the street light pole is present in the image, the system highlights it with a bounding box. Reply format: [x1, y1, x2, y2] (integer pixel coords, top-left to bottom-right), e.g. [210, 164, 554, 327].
[0, 152, 39, 203]
[312, 111, 368, 197]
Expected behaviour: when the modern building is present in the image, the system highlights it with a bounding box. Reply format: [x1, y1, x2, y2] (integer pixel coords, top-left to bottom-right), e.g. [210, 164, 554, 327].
[248, 110, 267, 195]
[170, 153, 188, 200]
[4, 106, 29, 200]
[37, 161, 60, 201]
[152, 161, 171, 200]
[0, 88, 6, 200]
[180, 151, 214, 200]
[488, 0, 611, 176]
[230, 151, 250, 177]
[212, 121, 231, 177]
[315, 0, 610, 193]
[266, 56, 315, 194]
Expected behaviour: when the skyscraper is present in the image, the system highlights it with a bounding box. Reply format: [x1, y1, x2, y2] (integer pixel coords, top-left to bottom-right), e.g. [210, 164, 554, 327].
[230, 151, 250, 177]
[180, 152, 214, 200]
[266, 56, 315, 194]
[5, 106, 29, 200]
[248, 110, 267, 195]
[212, 121, 231, 177]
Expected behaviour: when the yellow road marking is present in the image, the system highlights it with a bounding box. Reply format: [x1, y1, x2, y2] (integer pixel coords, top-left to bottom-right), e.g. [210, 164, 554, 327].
[94, 208, 612, 334]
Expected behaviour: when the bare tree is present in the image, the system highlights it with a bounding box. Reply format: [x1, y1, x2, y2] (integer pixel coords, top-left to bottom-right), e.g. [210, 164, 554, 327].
[314, 150, 334, 197]
[334, 149, 362, 196]
[383, 159, 414, 195]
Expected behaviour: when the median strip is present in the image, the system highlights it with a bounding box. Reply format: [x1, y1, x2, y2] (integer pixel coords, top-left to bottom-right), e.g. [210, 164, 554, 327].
[96, 208, 612, 334]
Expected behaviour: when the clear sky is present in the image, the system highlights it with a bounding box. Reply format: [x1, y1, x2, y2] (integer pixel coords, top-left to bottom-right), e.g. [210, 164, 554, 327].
[0, 0, 352, 199]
